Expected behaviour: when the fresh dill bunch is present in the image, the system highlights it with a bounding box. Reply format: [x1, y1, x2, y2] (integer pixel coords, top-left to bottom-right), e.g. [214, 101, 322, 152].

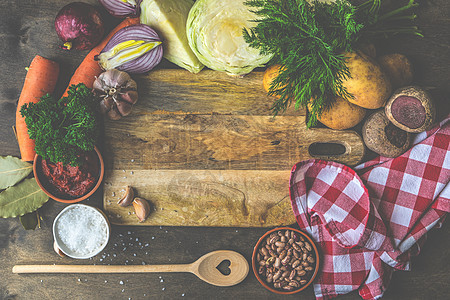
[244, 0, 421, 127]
[20, 83, 99, 166]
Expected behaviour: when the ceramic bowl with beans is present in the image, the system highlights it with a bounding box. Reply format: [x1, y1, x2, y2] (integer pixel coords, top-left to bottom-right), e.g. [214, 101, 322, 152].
[252, 227, 320, 294]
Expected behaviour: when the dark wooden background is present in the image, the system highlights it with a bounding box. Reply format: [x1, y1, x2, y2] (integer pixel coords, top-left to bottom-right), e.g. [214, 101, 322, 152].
[1, 0, 449, 299]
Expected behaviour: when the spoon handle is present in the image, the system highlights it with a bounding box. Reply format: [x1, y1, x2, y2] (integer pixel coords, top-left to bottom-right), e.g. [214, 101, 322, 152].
[13, 264, 193, 274]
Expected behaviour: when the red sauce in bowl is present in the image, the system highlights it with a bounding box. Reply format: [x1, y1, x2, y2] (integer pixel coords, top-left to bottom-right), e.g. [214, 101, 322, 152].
[41, 151, 98, 197]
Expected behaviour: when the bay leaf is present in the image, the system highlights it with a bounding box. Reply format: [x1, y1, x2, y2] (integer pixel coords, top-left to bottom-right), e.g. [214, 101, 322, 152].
[20, 211, 38, 230]
[0, 178, 49, 218]
[0, 156, 33, 189]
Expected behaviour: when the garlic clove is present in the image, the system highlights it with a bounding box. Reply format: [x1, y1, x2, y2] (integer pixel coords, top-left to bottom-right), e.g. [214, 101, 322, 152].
[118, 186, 134, 207]
[125, 79, 138, 90]
[108, 108, 122, 120]
[121, 90, 138, 104]
[133, 197, 151, 222]
[116, 101, 133, 116]
[99, 97, 114, 114]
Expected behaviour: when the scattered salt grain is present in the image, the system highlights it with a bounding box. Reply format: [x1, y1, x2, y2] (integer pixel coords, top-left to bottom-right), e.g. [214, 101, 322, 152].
[131, 159, 135, 162]
[119, 280, 124, 285]
[121, 289, 125, 293]
[160, 279, 164, 283]
[162, 288, 165, 291]
[130, 171, 134, 175]
[182, 294, 185, 297]
[128, 231, 131, 234]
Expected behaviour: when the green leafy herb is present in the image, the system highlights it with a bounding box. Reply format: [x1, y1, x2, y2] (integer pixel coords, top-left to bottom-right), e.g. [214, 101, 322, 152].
[0, 178, 48, 218]
[20, 83, 99, 166]
[20, 211, 39, 230]
[244, 0, 422, 127]
[0, 156, 32, 189]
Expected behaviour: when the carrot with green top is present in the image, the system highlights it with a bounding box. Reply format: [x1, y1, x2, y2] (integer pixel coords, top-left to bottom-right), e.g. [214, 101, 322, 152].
[16, 55, 60, 161]
[62, 17, 140, 97]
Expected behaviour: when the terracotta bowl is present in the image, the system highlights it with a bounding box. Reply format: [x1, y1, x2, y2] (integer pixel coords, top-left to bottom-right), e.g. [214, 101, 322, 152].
[33, 146, 104, 203]
[252, 227, 320, 294]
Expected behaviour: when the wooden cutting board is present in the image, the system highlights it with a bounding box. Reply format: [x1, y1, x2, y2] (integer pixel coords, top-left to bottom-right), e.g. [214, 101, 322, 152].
[103, 69, 365, 226]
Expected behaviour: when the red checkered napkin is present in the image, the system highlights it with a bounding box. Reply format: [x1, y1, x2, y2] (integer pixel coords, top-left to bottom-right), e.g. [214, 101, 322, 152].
[290, 116, 449, 300]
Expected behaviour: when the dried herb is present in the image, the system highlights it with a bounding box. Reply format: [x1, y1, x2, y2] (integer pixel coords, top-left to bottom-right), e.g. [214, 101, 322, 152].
[244, 0, 422, 127]
[20, 83, 99, 166]
[0, 156, 32, 189]
[20, 211, 39, 230]
[0, 178, 48, 218]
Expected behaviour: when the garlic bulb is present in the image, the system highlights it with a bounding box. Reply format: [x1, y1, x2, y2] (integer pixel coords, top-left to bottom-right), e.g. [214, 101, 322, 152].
[93, 69, 138, 120]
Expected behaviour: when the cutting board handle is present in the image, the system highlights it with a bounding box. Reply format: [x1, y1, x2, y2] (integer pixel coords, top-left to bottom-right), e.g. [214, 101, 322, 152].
[306, 129, 365, 166]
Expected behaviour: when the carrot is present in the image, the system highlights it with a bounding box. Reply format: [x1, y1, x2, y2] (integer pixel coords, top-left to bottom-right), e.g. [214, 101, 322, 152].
[62, 17, 140, 97]
[16, 55, 60, 162]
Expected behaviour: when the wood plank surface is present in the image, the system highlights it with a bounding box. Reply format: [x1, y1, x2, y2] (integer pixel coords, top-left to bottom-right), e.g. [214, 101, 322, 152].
[0, 0, 449, 299]
[103, 70, 364, 226]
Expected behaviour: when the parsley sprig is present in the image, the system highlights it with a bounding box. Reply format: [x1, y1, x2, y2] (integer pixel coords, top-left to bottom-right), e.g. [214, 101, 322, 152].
[20, 83, 99, 166]
[244, 0, 421, 127]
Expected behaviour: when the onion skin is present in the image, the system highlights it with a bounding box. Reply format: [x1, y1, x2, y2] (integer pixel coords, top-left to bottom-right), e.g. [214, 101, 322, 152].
[55, 2, 105, 51]
[99, 0, 142, 18]
[97, 24, 163, 73]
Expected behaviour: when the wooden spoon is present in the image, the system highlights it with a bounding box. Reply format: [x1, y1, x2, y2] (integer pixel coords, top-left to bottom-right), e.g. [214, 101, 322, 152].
[12, 250, 249, 287]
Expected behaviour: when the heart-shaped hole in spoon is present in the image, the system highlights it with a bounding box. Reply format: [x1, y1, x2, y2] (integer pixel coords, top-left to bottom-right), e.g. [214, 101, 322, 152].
[216, 259, 231, 276]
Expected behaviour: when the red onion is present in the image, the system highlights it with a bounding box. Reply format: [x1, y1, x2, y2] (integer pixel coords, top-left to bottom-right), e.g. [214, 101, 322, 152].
[55, 2, 105, 51]
[98, 0, 142, 18]
[96, 24, 163, 74]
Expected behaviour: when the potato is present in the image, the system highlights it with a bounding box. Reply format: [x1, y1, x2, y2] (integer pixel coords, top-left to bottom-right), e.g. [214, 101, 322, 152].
[378, 53, 414, 89]
[342, 51, 392, 109]
[263, 64, 286, 97]
[308, 97, 367, 130]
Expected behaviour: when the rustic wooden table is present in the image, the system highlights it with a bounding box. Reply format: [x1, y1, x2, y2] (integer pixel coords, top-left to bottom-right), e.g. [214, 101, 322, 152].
[1, 1, 449, 299]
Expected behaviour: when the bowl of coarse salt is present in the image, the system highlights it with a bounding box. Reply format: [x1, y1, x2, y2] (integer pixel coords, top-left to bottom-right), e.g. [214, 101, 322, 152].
[53, 204, 110, 259]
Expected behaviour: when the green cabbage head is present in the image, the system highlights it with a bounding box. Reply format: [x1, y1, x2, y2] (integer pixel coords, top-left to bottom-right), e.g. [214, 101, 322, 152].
[187, 0, 272, 76]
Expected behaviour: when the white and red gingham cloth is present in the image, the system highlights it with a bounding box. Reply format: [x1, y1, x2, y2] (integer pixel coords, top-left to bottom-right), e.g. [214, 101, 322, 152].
[290, 116, 450, 299]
